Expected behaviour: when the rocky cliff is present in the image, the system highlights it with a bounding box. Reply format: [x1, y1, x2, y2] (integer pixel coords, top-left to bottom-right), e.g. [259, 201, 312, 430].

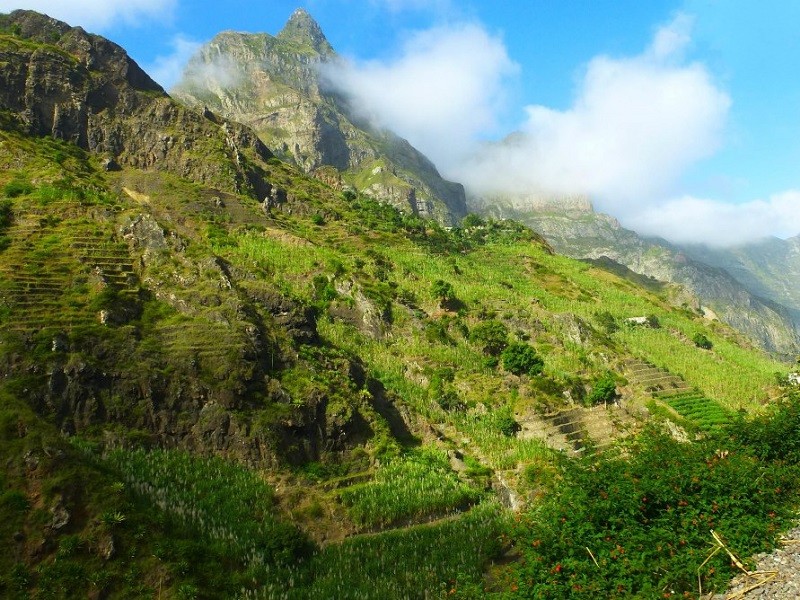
[0, 9, 384, 468]
[683, 236, 800, 327]
[0, 10, 276, 200]
[171, 8, 467, 225]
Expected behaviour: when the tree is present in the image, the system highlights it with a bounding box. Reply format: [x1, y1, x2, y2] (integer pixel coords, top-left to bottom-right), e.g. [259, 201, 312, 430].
[502, 342, 544, 376]
[469, 320, 509, 355]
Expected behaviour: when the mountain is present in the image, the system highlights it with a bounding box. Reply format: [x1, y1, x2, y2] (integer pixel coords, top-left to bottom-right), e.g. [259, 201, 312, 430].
[682, 236, 800, 326]
[0, 9, 795, 598]
[475, 194, 800, 356]
[171, 8, 468, 225]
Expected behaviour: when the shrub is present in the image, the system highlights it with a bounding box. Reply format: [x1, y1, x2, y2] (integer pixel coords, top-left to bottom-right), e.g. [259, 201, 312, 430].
[469, 320, 509, 355]
[437, 390, 465, 412]
[502, 342, 544, 376]
[508, 415, 800, 598]
[586, 372, 617, 405]
[646, 314, 661, 328]
[595, 311, 618, 334]
[462, 213, 485, 228]
[490, 405, 520, 437]
[693, 332, 713, 350]
[2, 179, 32, 198]
[424, 320, 452, 345]
[0, 198, 12, 228]
[431, 279, 456, 308]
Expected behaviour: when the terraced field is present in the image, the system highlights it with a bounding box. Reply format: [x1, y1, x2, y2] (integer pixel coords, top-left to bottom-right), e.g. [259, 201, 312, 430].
[661, 391, 733, 429]
[625, 359, 734, 430]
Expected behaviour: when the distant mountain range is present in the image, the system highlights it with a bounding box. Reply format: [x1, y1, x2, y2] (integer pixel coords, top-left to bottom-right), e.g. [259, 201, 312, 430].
[474, 194, 800, 356]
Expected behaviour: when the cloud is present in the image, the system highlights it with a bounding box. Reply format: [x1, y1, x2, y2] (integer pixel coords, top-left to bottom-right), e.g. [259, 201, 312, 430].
[457, 13, 731, 216]
[170, 48, 245, 94]
[628, 192, 800, 247]
[0, 0, 176, 31]
[321, 23, 518, 170]
[146, 35, 201, 90]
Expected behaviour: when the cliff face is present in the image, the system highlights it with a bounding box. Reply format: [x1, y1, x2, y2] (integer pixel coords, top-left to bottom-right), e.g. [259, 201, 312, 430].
[683, 236, 800, 325]
[0, 10, 276, 199]
[171, 9, 467, 225]
[476, 194, 800, 355]
[0, 10, 382, 467]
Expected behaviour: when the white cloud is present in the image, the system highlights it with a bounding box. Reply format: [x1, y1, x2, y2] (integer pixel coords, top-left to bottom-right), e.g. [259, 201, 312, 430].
[147, 34, 201, 90]
[649, 12, 693, 61]
[627, 192, 800, 247]
[321, 23, 518, 170]
[0, 0, 176, 31]
[171, 48, 245, 94]
[457, 13, 731, 216]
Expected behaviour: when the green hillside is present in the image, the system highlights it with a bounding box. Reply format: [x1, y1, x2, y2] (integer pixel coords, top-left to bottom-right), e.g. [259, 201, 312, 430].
[2, 12, 800, 599]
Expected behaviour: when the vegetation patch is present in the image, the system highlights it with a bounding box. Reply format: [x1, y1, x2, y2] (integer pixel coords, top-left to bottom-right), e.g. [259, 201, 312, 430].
[503, 395, 800, 598]
[338, 448, 483, 529]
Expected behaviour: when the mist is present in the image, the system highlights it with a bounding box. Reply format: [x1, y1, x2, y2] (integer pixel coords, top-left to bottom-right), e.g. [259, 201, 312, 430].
[320, 23, 518, 171]
[0, 0, 176, 31]
[321, 13, 800, 247]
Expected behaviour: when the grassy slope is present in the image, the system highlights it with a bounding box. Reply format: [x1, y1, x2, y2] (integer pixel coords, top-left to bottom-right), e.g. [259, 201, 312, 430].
[0, 112, 792, 597]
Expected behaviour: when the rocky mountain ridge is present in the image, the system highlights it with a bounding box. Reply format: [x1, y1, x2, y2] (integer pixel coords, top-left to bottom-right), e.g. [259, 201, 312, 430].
[0, 10, 280, 202]
[683, 235, 800, 324]
[172, 8, 468, 225]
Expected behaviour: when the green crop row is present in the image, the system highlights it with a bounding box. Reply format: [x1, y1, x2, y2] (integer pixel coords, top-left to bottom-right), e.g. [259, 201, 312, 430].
[338, 448, 483, 528]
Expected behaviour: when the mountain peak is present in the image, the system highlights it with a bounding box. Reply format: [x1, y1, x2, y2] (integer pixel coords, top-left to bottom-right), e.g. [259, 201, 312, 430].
[277, 8, 333, 56]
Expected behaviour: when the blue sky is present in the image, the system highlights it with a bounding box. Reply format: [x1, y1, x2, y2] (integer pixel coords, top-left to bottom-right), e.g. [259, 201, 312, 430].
[2, 0, 799, 246]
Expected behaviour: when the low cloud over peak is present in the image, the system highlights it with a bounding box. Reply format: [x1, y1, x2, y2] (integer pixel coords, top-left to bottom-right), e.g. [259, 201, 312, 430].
[0, 0, 177, 31]
[320, 22, 518, 171]
[629, 192, 800, 248]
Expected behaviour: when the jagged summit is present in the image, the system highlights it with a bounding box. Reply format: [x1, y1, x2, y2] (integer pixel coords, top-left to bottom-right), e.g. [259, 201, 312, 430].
[172, 7, 468, 225]
[276, 7, 333, 56]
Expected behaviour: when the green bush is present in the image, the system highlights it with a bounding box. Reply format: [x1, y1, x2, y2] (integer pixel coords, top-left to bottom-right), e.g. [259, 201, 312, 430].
[2, 179, 32, 198]
[461, 213, 485, 228]
[490, 405, 520, 437]
[595, 310, 618, 334]
[431, 279, 456, 308]
[646, 314, 661, 328]
[508, 416, 800, 597]
[586, 372, 617, 405]
[0, 198, 12, 228]
[469, 320, 509, 355]
[693, 332, 713, 349]
[501, 342, 544, 376]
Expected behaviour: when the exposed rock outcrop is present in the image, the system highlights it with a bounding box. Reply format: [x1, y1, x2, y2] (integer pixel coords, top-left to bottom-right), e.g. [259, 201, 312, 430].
[171, 9, 467, 225]
[0, 10, 275, 199]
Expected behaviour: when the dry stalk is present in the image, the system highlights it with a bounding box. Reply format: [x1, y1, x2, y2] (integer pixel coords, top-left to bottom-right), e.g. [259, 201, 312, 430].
[697, 530, 778, 599]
